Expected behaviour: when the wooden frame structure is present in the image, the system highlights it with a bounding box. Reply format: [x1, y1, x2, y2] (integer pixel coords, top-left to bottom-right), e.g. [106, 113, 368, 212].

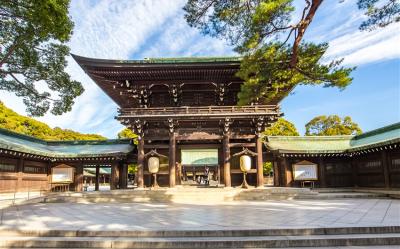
[73, 55, 283, 187]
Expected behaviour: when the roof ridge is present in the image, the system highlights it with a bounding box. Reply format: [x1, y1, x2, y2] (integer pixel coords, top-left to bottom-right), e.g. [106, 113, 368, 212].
[266, 135, 354, 141]
[0, 127, 47, 144]
[46, 139, 132, 146]
[354, 122, 400, 140]
[72, 53, 242, 65]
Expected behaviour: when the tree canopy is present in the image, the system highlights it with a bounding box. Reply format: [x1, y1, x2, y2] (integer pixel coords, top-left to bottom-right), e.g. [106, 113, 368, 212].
[0, 0, 83, 116]
[0, 101, 106, 140]
[117, 128, 138, 143]
[264, 118, 299, 136]
[305, 115, 362, 136]
[184, 0, 398, 105]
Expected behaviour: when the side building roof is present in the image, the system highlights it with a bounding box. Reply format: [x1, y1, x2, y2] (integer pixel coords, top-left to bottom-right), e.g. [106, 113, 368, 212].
[0, 128, 135, 159]
[265, 122, 400, 155]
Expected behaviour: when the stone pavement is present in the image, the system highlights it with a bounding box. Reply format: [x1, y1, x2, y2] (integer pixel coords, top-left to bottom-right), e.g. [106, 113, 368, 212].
[0, 198, 399, 231]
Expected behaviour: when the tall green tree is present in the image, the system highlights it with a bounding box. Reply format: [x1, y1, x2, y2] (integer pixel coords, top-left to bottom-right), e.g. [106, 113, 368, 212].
[264, 118, 299, 136]
[184, 0, 398, 105]
[0, 0, 83, 116]
[305, 115, 362, 136]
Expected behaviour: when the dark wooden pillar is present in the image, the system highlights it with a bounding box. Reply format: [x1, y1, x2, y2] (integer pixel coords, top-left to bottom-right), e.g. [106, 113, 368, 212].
[381, 150, 390, 188]
[273, 160, 280, 186]
[119, 162, 128, 189]
[223, 133, 231, 187]
[137, 138, 145, 188]
[218, 148, 224, 184]
[318, 158, 327, 188]
[169, 132, 176, 187]
[283, 157, 292, 187]
[351, 157, 358, 187]
[111, 163, 119, 190]
[176, 148, 181, 185]
[256, 135, 264, 187]
[75, 163, 84, 192]
[95, 165, 100, 191]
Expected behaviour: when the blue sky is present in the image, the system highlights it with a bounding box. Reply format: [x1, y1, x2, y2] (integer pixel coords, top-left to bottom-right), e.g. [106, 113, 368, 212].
[0, 0, 399, 137]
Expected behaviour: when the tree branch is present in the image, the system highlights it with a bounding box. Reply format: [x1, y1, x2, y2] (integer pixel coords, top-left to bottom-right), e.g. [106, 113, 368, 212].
[193, 0, 217, 24]
[9, 73, 56, 101]
[290, 0, 323, 68]
[0, 36, 20, 68]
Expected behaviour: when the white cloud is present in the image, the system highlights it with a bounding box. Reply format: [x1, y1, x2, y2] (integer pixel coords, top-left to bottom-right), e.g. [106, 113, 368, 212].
[2, 0, 190, 138]
[324, 23, 400, 66]
[137, 11, 235, 58]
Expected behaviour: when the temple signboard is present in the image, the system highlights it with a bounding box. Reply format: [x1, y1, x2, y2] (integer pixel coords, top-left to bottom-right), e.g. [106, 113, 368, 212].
[51, 164, 74, 183]
[293, 161, 318, 181]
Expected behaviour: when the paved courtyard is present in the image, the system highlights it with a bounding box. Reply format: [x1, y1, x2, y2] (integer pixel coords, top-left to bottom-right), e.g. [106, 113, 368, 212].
[0, 198, 399, 231]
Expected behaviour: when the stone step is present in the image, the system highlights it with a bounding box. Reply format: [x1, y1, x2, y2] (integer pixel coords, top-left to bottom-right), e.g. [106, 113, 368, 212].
[40, 187, 392, 204]
[5, 247, 400, 249]
[1, 226, 399, 238]
[0, 233, 399, 248]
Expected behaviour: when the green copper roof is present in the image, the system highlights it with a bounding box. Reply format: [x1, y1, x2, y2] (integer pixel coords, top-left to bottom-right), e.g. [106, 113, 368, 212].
[0, 128, 135, 158]
[71, 54, 241, 65]
[265, 122, 400, 154]
[349, 122, 400, 151]
[265, 136, 352, 154]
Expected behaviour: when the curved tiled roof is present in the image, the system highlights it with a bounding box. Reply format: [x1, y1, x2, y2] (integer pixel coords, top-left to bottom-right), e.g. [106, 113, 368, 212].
[265, 122, 400, 154]
[0, 128, 135, 158]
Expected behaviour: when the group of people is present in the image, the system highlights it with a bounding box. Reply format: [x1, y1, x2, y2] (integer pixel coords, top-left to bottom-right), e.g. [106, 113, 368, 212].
[196, 166, 210, 185]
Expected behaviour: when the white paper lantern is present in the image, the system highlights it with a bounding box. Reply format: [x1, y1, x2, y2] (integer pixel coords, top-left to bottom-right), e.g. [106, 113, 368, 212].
[240, 155, 252, 172]
[148, 157, 160, 174]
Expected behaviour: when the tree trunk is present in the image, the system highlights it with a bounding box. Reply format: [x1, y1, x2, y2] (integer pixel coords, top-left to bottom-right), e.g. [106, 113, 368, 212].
[0, 37, 20, 68]
[290, 0, 323, 68]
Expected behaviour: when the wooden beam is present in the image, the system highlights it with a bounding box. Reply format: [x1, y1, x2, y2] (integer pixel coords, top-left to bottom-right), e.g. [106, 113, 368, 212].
[144, 144, 169, 149]
[229, 143, 255, 148]
[177, 133, 222, 141]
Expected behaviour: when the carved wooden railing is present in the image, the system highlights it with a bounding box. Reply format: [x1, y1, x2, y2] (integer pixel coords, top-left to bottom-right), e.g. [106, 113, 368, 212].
[118, 105, 280, 117]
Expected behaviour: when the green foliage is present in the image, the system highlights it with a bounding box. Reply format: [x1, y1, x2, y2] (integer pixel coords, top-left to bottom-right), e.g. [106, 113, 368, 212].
[128, 164, 137, 174]
[263, 161, 273, 174]
[0, 0, 83, 116]
[0, 101, 106, 140]
[117, 128, 138, 143]
[184, 0, 354, 105]
[358, 0, 400, 30]
[264, 118, 299, 136]
[237, 42, 354, 105]
[305, 115, 362, 136]
[184, 0, 294, 52]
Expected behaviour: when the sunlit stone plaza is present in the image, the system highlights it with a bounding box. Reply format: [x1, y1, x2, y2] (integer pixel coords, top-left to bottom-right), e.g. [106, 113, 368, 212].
[0, 191, 399, 248]
[1, 199, 400, 231]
